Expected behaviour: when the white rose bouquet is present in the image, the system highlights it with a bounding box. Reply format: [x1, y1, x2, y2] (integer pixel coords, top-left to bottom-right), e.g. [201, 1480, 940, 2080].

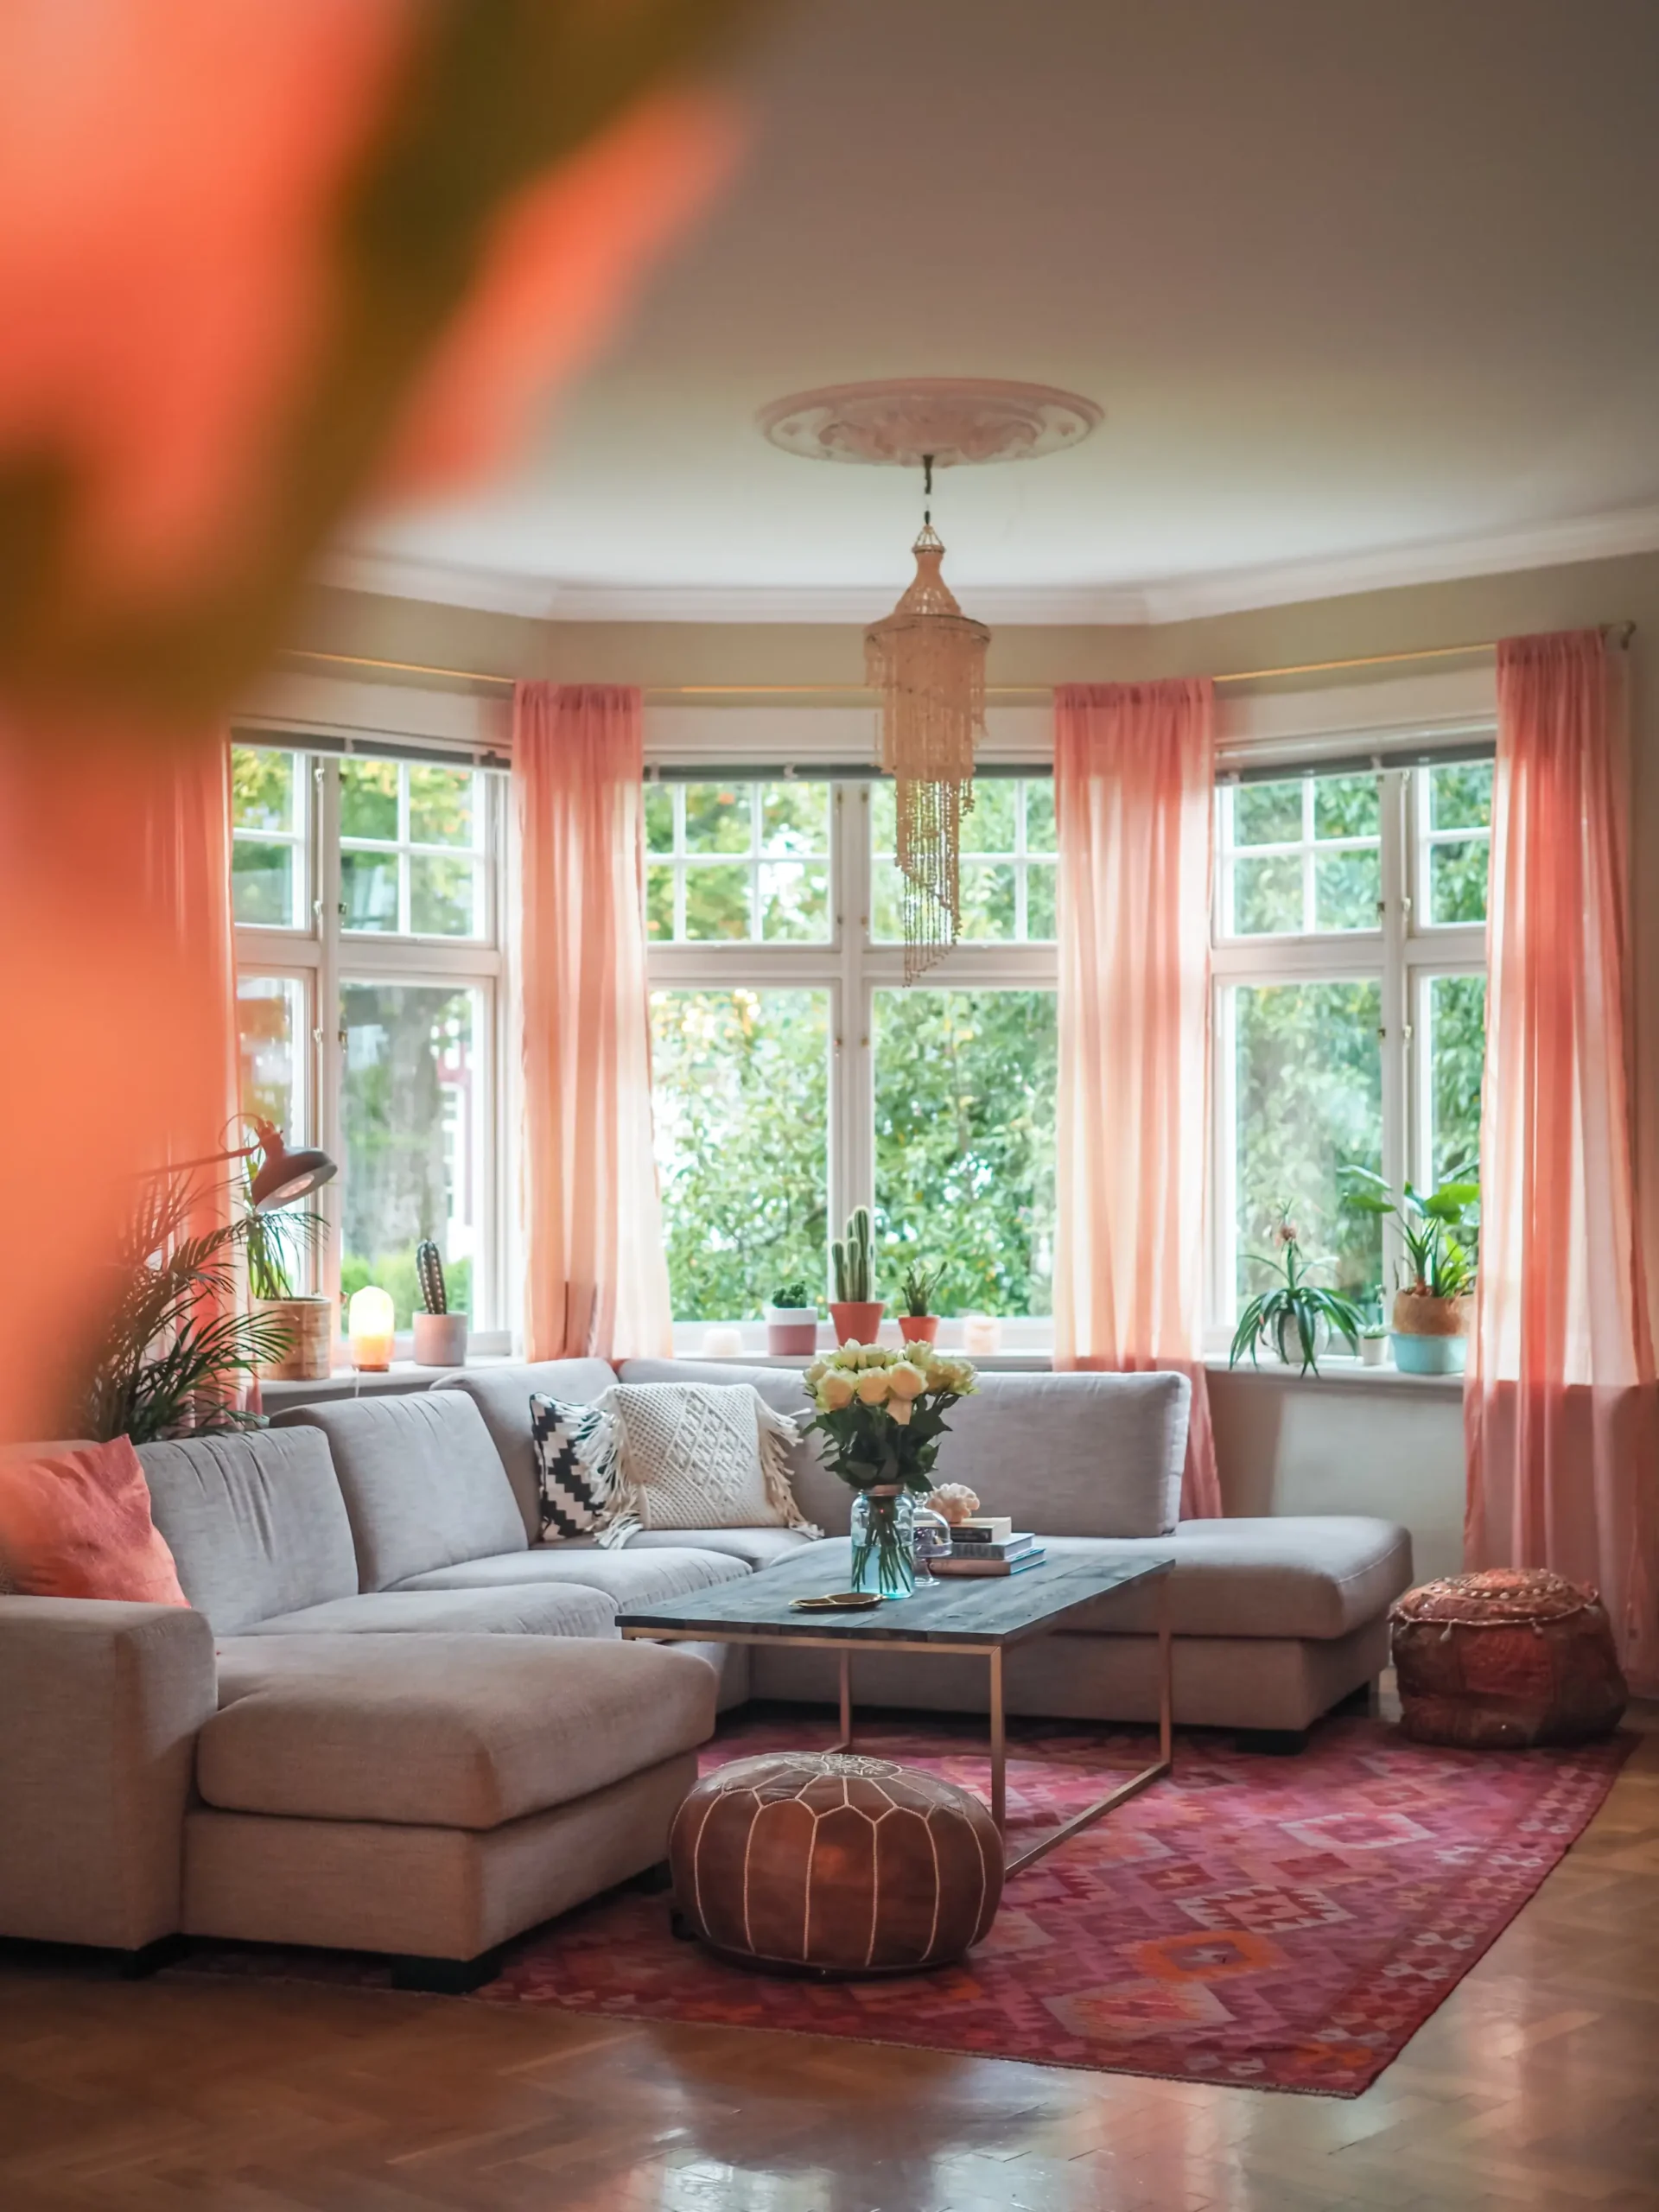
[802, 1342, 978, 1595]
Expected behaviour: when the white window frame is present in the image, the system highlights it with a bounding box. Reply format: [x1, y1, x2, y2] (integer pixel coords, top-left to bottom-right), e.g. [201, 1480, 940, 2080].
[232, 741, 510, 1355]
[1207, 759, 1488, 1344]
[646, 776, 1058, 1340]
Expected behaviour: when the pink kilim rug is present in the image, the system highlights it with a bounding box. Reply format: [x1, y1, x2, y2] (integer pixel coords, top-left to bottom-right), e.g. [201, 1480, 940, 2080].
[181, 1711, 1630, 2097]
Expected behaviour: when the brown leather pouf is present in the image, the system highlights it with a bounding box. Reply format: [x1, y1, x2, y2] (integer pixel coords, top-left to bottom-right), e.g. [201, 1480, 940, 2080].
[1391, 1568, 1628, 1748]
[670, 1751, 1003, 1975]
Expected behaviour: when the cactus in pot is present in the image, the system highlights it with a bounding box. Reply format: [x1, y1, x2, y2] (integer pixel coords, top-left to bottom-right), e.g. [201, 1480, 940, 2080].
[829, 1205, 885, 1345]
[412, 1238, 468, 1369]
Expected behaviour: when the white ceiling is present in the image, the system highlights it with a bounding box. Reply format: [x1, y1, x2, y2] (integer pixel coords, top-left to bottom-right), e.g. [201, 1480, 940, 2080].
[330, 0, 1659, 623]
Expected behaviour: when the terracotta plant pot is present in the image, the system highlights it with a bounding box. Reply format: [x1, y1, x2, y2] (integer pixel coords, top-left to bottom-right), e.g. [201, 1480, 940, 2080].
[765, 1306, 820, 1357]
[828, 1300, 885, 1347]
[898, 1314, 940, 1346]
[413, 1311, 469, 1369]
[253, 1295, 332, 1382]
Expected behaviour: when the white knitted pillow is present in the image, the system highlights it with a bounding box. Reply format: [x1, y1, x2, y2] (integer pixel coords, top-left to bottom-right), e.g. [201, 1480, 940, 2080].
[594, 1383, 821, 1549]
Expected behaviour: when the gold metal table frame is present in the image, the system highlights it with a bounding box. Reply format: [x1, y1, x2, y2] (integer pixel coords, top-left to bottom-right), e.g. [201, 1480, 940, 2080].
[623, 1573, 1172, 1877]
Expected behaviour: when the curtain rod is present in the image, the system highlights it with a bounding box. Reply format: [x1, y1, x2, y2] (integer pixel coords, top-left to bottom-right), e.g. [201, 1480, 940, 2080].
[280, 623, 1633, 697]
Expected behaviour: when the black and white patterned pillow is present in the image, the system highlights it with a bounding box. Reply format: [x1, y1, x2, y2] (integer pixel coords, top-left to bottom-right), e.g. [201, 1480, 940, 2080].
[529, 1393, 618, 1541]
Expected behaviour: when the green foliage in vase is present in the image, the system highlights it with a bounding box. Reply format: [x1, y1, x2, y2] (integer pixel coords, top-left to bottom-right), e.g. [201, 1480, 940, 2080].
[1229, 1217, 1363, 1375]
[83, 1169, 292, 1445]
[801, 1345, 979, 1495]
[1341, 1166, 1480, 1299]
[831, 1205, 874, 1304]
[899, 1260, 942, 1318]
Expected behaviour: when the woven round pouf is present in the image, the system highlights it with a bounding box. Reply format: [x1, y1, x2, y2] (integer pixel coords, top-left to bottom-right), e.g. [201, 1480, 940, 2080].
[1391, 1569, 1628, 1748]
[669, 1751, 1003, 1976]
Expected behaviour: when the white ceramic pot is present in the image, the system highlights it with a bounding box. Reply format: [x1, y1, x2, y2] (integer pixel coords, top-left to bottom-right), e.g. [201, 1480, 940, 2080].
[412, 1311, 468, 1369]
[765, 1306, 820, 1357]
[1358, 1333, 1391, 1367]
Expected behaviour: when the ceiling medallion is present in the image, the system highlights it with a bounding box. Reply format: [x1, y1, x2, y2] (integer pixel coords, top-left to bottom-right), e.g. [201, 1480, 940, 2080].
[760, 379, 1099, 979]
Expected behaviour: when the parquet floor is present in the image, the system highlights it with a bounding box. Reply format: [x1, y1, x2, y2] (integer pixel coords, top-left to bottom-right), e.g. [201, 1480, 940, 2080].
[3, 1704, 1656, 2212]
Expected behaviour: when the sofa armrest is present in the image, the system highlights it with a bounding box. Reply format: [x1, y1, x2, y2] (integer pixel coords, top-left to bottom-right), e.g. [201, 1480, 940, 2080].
[0, 1598, 216, 1950]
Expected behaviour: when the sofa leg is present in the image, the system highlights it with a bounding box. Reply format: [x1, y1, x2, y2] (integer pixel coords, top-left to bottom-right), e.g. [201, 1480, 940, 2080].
[1234, 1727, 1310, 1756]
[390, 1948, 504, 1995]
[117, 1934, 188, 1980]
[627, 1860, 674, 1896]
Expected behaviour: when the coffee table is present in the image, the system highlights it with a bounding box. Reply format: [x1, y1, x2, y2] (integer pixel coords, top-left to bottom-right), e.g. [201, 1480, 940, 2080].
[617, 1543, 1174, 1875]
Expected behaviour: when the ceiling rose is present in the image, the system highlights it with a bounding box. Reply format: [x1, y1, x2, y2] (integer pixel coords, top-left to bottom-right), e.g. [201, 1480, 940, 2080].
[757, 378, 1102, 468]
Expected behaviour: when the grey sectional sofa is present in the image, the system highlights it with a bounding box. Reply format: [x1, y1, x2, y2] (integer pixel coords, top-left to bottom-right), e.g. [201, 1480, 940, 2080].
[0, 1357, 1412, 1987]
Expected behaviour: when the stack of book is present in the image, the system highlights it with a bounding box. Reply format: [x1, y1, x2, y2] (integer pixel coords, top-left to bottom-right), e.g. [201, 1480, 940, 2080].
[929, 1518, 1046, 1577]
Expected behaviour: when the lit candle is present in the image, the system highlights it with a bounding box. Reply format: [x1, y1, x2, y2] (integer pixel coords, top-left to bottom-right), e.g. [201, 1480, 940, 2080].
[962, 1313, 1002, 1357]
[347, 1286, 397, 1372]
[700, 1325, 745, 1359]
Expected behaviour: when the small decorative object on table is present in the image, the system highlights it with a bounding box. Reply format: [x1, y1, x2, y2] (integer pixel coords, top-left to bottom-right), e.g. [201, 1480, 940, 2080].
[829, 1206, 885, 1346]
[412, 1240, 468, 1368]
[1391, 1568, 1627, 1747]
[1342, 1166, 1478, 1375]
[1229, 1211, 1361, 1375]
[764, 1279, 819, 1357]
[925, 1482, 980, 1525]
[670, 1750, 1002, 1975]
[896, 1261, 942, 1345]
[803, 1343, 978, 1597]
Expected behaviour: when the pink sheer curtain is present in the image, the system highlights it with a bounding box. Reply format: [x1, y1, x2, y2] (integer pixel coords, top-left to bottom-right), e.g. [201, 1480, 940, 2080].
[1053, 680, 1222, 1518]
[515, 683, 672, 1362]
[1465, 631, 1658, 1692]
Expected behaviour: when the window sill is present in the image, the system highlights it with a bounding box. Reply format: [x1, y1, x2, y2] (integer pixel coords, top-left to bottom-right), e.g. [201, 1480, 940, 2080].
[257, 1354, 517, 1412]
[1203, 1354, 1465, 1395]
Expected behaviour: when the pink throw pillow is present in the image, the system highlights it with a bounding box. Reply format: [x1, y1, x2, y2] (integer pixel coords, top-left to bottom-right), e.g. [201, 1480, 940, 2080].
[0, 1437, 188, 1605]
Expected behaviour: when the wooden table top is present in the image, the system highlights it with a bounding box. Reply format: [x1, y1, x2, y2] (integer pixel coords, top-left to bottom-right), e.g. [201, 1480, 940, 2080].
[616, 1541, 1173, 1649]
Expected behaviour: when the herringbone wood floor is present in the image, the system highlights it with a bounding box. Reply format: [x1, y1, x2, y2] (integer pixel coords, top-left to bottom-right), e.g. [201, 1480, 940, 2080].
[3, 1705, 1656, 2212]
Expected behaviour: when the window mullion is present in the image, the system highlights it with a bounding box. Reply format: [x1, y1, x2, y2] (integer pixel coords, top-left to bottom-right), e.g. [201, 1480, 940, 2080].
[1379, 767, 1410, 1290]
[315, 757, 344, 1331]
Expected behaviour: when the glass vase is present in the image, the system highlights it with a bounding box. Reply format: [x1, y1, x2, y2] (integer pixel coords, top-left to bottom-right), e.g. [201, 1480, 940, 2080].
[849, 1486, 915, 1599]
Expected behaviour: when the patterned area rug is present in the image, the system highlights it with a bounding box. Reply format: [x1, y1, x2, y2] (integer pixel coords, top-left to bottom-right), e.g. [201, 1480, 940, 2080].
[178, 1711, 1631, 2097]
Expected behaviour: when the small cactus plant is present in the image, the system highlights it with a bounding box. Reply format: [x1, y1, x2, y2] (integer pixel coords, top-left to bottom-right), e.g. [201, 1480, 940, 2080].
[416, 1239, 448, 1317]
[830, 1206, 874, 1304]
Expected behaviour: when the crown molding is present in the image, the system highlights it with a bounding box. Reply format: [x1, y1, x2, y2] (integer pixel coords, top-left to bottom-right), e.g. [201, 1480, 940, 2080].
[322, 500, 1659, 629]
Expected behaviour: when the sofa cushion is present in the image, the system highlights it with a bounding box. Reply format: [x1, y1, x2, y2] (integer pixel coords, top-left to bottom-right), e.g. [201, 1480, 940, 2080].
[394, 1542, 749, 1609]
[199, 1632, 719, 1828]
[434, 1360, 619, 1541]
[2, 1439, 188, 1606]
[622, 1527, 817, 1571]
[613, 1362, 1189, 1540]
[236, 1583, 616, 1641]
[139, 1427, 358, 1632]
[272, 1392, 524, 1591]
[1039, 1519, 1414, 1640]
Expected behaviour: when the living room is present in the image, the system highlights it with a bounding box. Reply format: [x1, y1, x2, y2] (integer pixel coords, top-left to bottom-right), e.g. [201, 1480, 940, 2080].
[2, 3, 1656, 2207]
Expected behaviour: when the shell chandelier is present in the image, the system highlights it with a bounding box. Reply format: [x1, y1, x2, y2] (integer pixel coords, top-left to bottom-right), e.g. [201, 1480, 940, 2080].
[760, 378, 1101, 979]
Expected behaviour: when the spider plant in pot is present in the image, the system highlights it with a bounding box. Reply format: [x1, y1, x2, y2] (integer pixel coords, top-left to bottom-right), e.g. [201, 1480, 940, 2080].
[1341, 1166, 1479, 1374]
[897, 1259, 943, 1345]
[1230, 1216, 1363, 1375]
[764, 1277, 819, 1357]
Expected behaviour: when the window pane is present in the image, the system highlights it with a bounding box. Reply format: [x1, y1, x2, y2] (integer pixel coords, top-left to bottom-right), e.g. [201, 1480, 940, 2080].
[681, 862, 751, 940]
[232, 747, 294, 833]
[409, 854, 479, 938]
[958, 861, 1018, 940]
[237, 976, 303, 1134]
[1025, 782, 1057, 854]
[341, 849, 400, 931]
[340, 760, 398, 841]
[1430, 760, 1493, 832]
[232, 841, 296, 927]
[683, 784, 751, 855]
[761, 782, 829, 855]
[1026, 861, 1058, 938]
[874, 988, 1057, 1317]
[1231, 852, 1302, 935]
[645, 784, 675, 854]
[870, 779, 897, 849]
[1232, 980, 1383, 1308]
[961, 781, 1016, 854]
[760, 861, 829, 942]
[408, 765, 474, 849]
[1314, 847, 1381, 931]
[872, 858, 905, 940]
[645, 864, 675, 942]
[1428, 838, 1489, 925]
[1427, 974, 1486, 1185]
[651, 989, 830, 1320]
[340, 984, 479, 1325]
[1235, 780, 1301, 846]
[1313, 773, 1379, 841]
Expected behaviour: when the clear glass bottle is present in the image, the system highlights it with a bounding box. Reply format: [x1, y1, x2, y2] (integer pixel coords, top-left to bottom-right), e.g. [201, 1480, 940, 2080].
[849, 1485, 916, 1598]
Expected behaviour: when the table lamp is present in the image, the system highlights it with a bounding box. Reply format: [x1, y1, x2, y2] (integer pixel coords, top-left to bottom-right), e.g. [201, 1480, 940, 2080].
[347, 1287, 396, 1372]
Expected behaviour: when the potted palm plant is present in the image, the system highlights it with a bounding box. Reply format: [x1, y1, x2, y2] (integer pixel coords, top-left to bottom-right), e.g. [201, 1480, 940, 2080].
[1342, 1167, 1479, 1374]
[245, 1189, 330, 1381]
[1230, 1216, 1363, 1376]
[897, 1260, 942, 1346]
[764, 1278, 820, 1357]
